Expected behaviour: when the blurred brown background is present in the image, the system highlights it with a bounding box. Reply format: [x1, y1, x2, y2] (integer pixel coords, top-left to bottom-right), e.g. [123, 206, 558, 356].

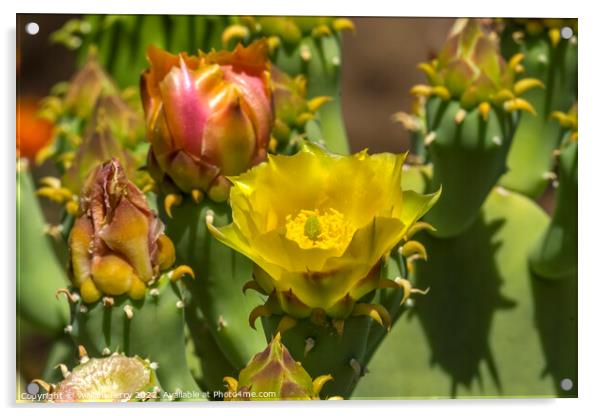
[17, 15, 454, 154]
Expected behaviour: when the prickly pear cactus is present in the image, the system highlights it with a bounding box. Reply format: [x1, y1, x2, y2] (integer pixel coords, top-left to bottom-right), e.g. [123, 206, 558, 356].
[530, 106, 578, 279]
[498, 19, 578, 198]
[17, 160, 69, 334]
[410, 18, 542, 237]
[18, 15, 578, 403]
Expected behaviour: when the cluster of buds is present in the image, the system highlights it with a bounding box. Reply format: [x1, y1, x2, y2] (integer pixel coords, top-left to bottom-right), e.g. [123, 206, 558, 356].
[68, 159, 176, 303]
[141, 41, 273, 205]
[411, 18, 543, 120]
[221, 16, 355, 52]
[37, 51, 149, 213]
[270, 66, 331, 151]
[501, 18, 577, 48]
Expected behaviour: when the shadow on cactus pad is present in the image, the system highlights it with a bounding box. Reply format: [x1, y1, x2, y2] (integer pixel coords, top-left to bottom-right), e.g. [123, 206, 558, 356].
[353, 188, 576, 398]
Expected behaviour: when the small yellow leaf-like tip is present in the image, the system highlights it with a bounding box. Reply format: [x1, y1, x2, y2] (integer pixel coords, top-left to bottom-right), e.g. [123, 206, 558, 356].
[276, 315, 298, 334]
[431, 86, 451, 101]
[307, 95, 332, 113]
[513, 78, 545, 96]
[406, 221, 436, 240]
[248, 305, 271, 330]
[170, 265, 195, 282]
[417, 62, 436, 80]
[242, 280, 266, 295]
[352, 303, 392, 330]
[508, 53, 525, 72]
[401, 240, 428, 261]
[410, 84, 433, 97]
[223, 376, 238, 393]
[221, 24, 250, 46]
[311, 24, 332, 38]
[164, 193, 182, 218]
[479, 101, 491, 121]
[504, 98, 536, 115]
[191, 189, 203, 204]
[313, 374, 334, 397]
[296, 112, 315, 126]
[333, 18, 355, 33]
[549, 28, 561, 47]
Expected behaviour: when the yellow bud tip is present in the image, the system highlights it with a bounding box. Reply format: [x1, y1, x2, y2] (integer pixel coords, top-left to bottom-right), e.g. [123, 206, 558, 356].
[311, 24, 332, 38]
[401, 240, 428, 261]
[513, 78, 545, 96]
[221, 24, 250, 45]
[191, 189, 203, 204]
[410, 84, 432, 97]
[307, 96, 332, 113]
[431, 86, 451, 101]
[170, 265, 195, 282]
[352, 303, 392, 330]
[508, 53, 525, 72]
[65, 200, 79, 215]
[313, 374, 334, 397]
[164, 193, 182, 218]
[479, 102, 491, 121]
[39, 176, 61, 188]
[276, 315, 298, 334]
[549, 28, 561, 47]
[332, 18, 355, 33]
[503, 98, 536, 115]
[248, 305, 271, 330]
[269, 137, 278, 153]
[223, 376, 238, 393]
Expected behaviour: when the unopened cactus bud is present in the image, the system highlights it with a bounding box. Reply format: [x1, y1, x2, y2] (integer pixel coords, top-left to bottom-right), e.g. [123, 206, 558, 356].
[141, 41, 273, 202]
[224, 333, 334, 400]
[270, 66, 330, 148]
[68, 159, 175, 303]
[61, 103, 137, 195]
[47, 354, 158, 402]
[413, 18, 541, 113]
[63, 51, 117, 119]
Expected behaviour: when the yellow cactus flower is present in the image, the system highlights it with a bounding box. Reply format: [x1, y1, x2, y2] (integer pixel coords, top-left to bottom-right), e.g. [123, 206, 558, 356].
[208, 142, 440, 328]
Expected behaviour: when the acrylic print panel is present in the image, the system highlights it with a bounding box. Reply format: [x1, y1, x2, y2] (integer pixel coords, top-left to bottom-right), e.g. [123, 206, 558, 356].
[16, 14, 577, 402]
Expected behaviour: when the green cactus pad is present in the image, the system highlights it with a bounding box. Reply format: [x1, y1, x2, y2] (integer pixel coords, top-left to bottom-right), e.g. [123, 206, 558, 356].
[530, 137, 577, 279]
[69, 273, 202, 399]
[499, 21, 578, 198]
[423, 97, 516, 238]
[353, 188, 576, 398]
[161, 197, 267, 371]
[17, 163, 70, 334]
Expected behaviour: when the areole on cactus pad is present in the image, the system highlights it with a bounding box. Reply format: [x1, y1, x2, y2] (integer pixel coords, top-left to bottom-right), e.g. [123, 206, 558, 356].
[208, 141, 440, 332]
